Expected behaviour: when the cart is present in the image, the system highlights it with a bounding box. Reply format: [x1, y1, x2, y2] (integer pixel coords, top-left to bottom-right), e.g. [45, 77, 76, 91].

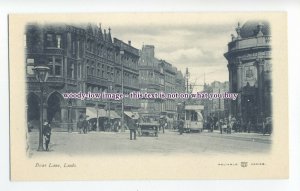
[138, 122, 159, 137]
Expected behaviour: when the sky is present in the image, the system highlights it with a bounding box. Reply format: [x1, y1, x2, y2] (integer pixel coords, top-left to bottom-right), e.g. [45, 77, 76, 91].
[101, 17, 238, 92]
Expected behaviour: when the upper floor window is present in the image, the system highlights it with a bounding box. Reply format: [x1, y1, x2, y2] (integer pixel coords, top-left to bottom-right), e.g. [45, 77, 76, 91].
[48, 56, 62, 76]
[46, 33, 54, 47]
[56, 35, 61, 48]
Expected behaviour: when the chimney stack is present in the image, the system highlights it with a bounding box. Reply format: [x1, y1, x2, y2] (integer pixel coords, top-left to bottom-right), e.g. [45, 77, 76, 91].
[128, 40, 131, 46]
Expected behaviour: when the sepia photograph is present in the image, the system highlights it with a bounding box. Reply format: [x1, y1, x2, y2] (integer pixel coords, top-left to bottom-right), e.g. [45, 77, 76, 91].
[9, 13, 288, 180]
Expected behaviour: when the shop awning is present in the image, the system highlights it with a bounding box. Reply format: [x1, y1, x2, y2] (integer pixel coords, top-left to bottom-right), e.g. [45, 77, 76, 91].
[98, 109, 107, 118]
[109, 111, 121, 119]
[132, 112, 140, 119]
[124, 111, 133, 118]
[185, 105, 204, 110]
[124, 111, 139, 119]
[86, 107, 107, 119]
[86, 107, 98, 120]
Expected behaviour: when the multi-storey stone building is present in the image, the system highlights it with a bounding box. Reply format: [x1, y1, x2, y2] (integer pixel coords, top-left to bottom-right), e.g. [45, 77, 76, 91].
[224, 21, 272, 124]
[25, 23, 140, 129]
[138, 45, 185, 118]
[138, 45, 165, 116]
[161, 60, 177, 118]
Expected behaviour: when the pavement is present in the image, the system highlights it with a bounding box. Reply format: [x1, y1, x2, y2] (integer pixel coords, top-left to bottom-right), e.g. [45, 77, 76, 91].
[27, 129, 272, 157]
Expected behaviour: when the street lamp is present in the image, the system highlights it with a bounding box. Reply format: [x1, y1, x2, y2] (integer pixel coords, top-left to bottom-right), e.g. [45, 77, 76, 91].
[185, 67, 190, 94]
[67, 100, 72, 133]
[32, 65, 50, 151]
[120, 50, 125, 132]
[108, 84, 113, 125]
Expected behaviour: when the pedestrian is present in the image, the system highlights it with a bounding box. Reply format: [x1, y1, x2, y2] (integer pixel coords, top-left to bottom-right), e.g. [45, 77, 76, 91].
[129, 116, 137, 140]
[82, 117, 89, 134]
[43, 121, 51, 151]
[227, 118, 233, 134]
[163, 120, 167, 134]
[178, 118, 184, 135]
[77, 114, 84, 133]
[247, 121, 252, 133]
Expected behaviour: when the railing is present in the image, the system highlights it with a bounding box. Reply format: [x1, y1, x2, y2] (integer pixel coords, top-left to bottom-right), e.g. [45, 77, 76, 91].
[228, 36, 271, 51]
[85, 99, 107, 105]
[86, 75, 108, 86]
[65, 78, 77, 85]
[114, 38, 139, 55]
[27, 76, 65, 84]
[44, 47, 64, 55]
[124, 98, 140, 108]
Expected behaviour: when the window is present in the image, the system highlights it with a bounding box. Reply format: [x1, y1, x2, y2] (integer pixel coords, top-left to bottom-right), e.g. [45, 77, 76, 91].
[46, 33, 54, 47]
[26, 65, 34, 75]
[56, 35, 61, 48]
[47, 34, 53, 41]
[54, 58, 62, 76]
[72, 41, 76, 55]
[67, 61, 74, 78]
[55, 65, 61, 76]
[91, 67, 94, 76]
[47, 57, 54, 75]
[87, 66, 90, 75]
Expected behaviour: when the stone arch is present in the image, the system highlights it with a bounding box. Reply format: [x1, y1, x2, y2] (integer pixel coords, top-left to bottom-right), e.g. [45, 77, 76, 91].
[46, 91, 64, 123]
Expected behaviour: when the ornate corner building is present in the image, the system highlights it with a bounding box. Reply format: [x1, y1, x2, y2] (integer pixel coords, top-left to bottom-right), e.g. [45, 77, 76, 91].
[224, 21, 272, 124]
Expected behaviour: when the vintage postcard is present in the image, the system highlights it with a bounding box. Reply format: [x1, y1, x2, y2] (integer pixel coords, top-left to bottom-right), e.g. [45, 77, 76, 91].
[9, 12, 288, 180]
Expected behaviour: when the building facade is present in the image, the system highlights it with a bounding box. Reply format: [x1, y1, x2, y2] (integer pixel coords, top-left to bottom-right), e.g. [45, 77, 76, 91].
[138, 45, 165, 116]
[202, 81, 230, 120]
[138, 45, 185, 118]
[224, 21, 272, 124]
[161, 60, 177, 118]
[25, 23, 140, 129]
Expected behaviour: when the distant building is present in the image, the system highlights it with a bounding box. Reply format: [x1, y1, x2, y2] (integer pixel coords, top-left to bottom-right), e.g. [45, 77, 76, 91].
[202, 81, 229, 120]
[138, 45, 164, 116]
[25, 23, 140, 130]
[138, 45, 185, 118]
[224, 21, 272, 124]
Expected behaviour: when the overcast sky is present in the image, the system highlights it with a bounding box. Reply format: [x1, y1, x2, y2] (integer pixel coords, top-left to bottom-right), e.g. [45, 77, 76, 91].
[95, 15, 239, 92]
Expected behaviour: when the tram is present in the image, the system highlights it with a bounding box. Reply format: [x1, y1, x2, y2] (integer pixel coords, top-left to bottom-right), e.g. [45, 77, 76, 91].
[183, 104, 204, 133]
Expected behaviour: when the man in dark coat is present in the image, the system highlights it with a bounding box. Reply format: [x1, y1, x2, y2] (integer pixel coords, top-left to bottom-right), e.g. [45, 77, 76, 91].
[43, 121, 51, 151]
[178, 118, 184, 135]
[129, 116, 137, 140]
[82, 117, 89, 134]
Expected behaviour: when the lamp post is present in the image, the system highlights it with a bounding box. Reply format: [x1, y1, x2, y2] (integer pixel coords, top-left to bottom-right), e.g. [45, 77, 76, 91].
[67, 100, 72, 133]
[32, 65, 50, 151]
[120, 50, 125, 132]
[185, 67, 190, 94]
[108, 84, 113, 125]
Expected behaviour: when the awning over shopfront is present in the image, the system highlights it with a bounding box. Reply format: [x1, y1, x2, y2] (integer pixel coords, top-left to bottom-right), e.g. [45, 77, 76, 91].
[132, 112, 140, 120]
[109, 111, 121, 119]
[124, 111, 133, 118]
[124, 111, 139, 119]
[98, 109, 107, 118]
[86, 107, 107, 119]
[185, 105, 204, 110]
[86, 107, 97, 120]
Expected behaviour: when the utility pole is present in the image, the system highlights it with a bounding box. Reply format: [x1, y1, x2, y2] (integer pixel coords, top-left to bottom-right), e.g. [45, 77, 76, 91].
[120, 50, 125, 132]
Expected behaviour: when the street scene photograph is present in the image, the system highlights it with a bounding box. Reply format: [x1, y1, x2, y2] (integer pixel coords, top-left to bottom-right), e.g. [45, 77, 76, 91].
[23, 14, 273, 157]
